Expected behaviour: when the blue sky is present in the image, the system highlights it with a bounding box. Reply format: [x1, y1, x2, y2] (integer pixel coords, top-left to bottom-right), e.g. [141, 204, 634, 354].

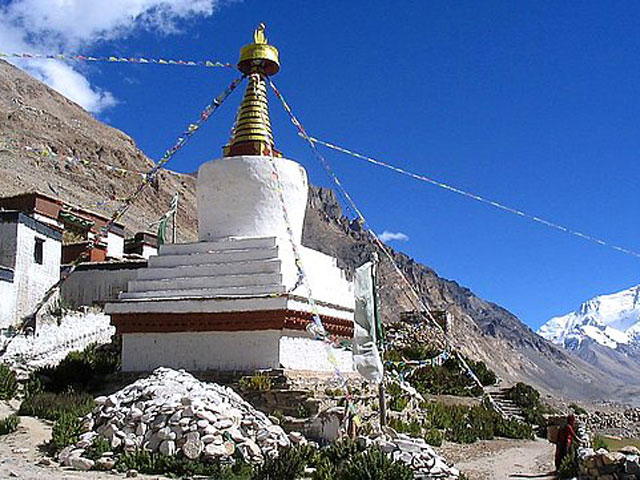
[3, 1, 640, 330]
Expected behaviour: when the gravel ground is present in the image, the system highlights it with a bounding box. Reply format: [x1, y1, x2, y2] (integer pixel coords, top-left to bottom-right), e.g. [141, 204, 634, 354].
[437, 437, 556, 480]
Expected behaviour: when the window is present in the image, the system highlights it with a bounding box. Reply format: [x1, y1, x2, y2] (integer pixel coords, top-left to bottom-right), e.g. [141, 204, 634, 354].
[34, 238, 44, 265]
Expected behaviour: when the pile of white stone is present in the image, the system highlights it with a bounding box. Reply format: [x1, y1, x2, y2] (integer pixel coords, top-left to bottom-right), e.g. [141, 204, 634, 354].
[362, 431, 461, 479]
[60, 368, 293, 470]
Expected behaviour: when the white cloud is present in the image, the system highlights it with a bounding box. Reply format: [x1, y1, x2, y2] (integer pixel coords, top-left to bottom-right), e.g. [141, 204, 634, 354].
[379, 230, 409, 242]
[0, 0, 225, 113]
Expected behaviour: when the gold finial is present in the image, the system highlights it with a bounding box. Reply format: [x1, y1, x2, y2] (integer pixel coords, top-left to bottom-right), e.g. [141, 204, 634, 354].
[237, 22, 279, 76]
[254, 22, 267, 44]
[223, 24, 282, 158]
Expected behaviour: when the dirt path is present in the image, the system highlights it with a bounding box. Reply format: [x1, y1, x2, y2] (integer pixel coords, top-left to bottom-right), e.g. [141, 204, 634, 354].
[438, 437, 556, 480]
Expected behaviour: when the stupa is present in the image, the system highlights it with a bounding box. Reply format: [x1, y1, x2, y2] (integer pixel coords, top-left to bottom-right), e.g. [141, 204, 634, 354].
[106, 25, 355, 373]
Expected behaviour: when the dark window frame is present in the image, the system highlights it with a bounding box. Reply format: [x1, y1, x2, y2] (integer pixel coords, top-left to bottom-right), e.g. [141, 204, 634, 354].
[34, 237, 44, 265]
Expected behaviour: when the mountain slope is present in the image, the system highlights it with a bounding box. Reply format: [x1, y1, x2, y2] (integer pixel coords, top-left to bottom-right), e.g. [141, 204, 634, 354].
[2, 58, 639, 405]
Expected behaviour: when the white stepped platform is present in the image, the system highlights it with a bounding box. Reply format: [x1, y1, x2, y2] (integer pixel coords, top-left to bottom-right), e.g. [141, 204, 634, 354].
[106, 236, 354, 320]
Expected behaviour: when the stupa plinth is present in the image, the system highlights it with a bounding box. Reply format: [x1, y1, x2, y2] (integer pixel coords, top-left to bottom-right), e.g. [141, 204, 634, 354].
[106, 25, 355, 373]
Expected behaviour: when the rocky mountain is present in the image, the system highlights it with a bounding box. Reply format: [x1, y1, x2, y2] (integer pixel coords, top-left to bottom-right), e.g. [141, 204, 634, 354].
[2, 58, 639, 406]
[538, 285, 640, 383]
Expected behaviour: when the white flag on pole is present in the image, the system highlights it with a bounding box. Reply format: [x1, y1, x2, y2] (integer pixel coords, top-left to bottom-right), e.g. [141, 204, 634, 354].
[353, 261, 384, 383]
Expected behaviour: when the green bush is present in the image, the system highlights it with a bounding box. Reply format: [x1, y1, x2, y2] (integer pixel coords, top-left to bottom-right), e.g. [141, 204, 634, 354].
[505, 383, 540, 410]
[339, 447, 414, 480]
[410, 357, 483, 397]
[592, 434, 608, 450]
[569, 403, 587, 416]
[28, 343, 119, 394]
[0, 414, 20, 435]
[387, 382, 408, 412]
[504, 382, 551, 426]
[466, 359, 497, 386]
[116, 450, 252, 478]
[0, 364, 18, 400]
[252, 445, 315, 480]
[51, 412, 83, 451]
[557, 446, 578, 479]
[424, 427, 444, 446]
[388, 417, 423, 437]
[18, 392, 95, 421]
[494, 417, 534, 440]
[238, 373, 273, 392]
[85, 437, 112, 460]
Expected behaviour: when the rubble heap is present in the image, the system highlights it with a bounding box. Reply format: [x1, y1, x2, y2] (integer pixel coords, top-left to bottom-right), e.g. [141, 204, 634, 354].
[60, 368, 293, 470]
[579, 445, 640, 479]
[362, 432, 460, 479]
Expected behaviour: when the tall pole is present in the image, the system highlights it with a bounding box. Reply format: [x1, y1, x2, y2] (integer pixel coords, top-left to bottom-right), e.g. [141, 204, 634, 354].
[172, 193, 179, 243]
[372, 252, 387, 427]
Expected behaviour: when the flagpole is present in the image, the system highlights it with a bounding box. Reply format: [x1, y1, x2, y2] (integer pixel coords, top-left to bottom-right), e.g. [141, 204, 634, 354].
[372, 252, 387, 427]
[172, 193, 179, 243]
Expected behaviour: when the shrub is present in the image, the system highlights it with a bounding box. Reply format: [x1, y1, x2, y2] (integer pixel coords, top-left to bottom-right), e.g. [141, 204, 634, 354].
[19, 392, 95, 421]
[0, 414, 20, 435]
[466, 359, 497, 386]
[505, 383, 540, 410]
[339, 447, 414, 480]
[252, 445, 315, 480]
[116, 450, 253, 478]
[28, 343, 119, 394]
[494, 417, 534, 440]
[592, 434, 608, 450]
[411, 357, 483, 397]
[85, 437, 112, 460]
[424, 427, 444, 446]
[51, 412, 83, 451]
[557, 446, 578, 479]
[569, 403, 587, 416]
[238, 373, 272, 392]
[0, 364, 18, 400]
[387, 382, 408, 412]
[504, 383, 551, 426]
[388, 417, 423, 437]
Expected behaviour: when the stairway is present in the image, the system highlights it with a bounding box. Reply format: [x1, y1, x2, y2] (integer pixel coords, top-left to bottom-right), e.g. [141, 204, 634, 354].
[485, 386, 526, 422]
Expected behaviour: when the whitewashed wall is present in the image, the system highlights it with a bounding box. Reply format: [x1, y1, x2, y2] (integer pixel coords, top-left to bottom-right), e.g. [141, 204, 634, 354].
[106, 232, 125, 259]
[121, 330, 282, 372]
[13, 222, 61, 322]
[0, 277, 15, 329]
[279, 331, 354, 372]
[61, 265, 142, 307]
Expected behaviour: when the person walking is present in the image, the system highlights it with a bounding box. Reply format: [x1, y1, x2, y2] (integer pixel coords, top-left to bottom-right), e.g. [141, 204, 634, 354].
[555, 414, 580, 470]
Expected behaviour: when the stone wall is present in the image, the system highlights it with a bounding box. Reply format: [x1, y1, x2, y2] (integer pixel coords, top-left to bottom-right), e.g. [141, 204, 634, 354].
[579, 446, 640, 479]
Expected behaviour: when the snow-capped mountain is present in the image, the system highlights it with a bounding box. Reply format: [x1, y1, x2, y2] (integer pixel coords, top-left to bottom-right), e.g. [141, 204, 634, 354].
[538, 285, 640, 352]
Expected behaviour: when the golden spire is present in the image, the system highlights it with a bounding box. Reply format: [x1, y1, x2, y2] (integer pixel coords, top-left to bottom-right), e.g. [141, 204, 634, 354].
[223, 23, 282, 157]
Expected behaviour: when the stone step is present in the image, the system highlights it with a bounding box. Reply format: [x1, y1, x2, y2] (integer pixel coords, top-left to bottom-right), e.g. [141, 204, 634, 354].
[129, 272, 283, 292]
[120, 283, 286, 299]
[149, 246, 279, 268]
[137, 259, 282, 280]
[159, 237, 276, 256]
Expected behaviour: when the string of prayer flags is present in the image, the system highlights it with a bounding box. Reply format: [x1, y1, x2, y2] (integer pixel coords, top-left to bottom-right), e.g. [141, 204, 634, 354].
[306, 135, 640, 261]
[1, 52, 232, 68]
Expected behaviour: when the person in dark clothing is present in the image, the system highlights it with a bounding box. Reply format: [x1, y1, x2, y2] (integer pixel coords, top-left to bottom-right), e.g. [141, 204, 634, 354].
[555, 414, 580, 470]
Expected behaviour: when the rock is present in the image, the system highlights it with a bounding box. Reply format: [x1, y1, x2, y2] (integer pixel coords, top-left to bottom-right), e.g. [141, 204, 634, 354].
[126, 469, 138, 478]
[182, 439, 203, 459]
[620, 445, 640, 456]
[95, 457, 116, 470]
[289, 431, 305, 444]
[70, 456, 95, 471]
